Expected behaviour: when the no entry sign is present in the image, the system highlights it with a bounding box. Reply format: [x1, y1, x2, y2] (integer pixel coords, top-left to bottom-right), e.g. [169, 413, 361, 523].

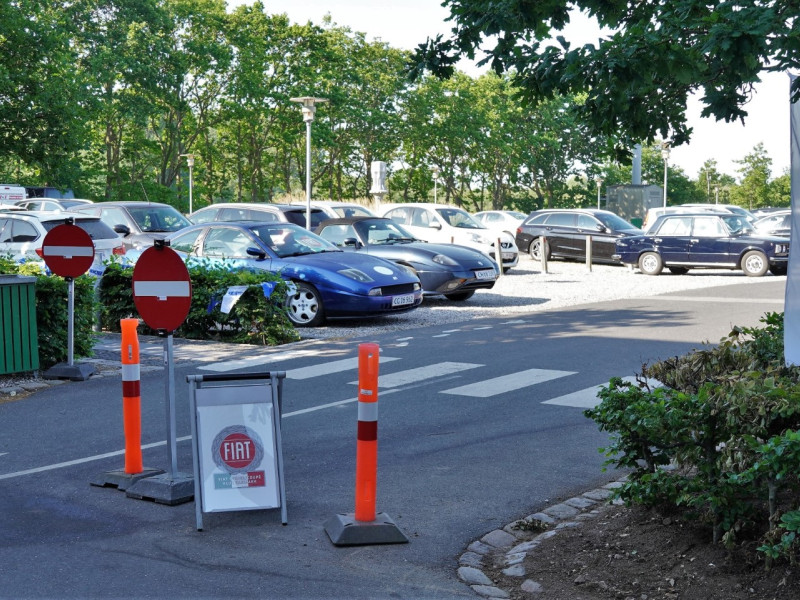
[131, 244, 192, 332]
[41, 223, 95, 278]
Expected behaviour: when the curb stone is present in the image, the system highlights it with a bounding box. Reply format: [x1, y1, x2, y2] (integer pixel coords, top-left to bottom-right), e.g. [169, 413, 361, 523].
[457, 477, 628, 597]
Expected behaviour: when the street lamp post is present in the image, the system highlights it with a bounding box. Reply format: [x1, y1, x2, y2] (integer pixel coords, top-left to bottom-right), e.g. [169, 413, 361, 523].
[661, 144, 671, 207]
[290, 96, 328, 229]
[179, 154, 194, 214]
[596, 179, 603, 209]
[432, 165, 440, 204]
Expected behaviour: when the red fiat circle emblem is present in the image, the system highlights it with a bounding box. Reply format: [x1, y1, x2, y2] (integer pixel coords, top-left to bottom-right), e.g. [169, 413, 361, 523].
[219, 432, 257, 470]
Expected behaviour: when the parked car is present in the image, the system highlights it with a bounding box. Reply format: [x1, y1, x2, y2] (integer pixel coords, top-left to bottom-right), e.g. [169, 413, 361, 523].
[515, 209, 642, 264]
[70, 201, 191, 251]
[310, 201, 377, 219]
[380, 203, 518, 271]
[160, 221, 423, 326]
[680, 203, 756, 223]
[614, 212, 789, 276]
[189, 202, 328, 230]
[472, 210, 527, 238]
[14, 199, 65, 212]
[0, 210, 125, 275]
[642, 205, 728, 231]
[753, 209, 791, 238]
[315, 216, 499, 301]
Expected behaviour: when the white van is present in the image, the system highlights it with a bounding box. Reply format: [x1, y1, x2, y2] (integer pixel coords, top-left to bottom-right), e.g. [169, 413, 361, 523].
[0, 183, 27, 206]
[381, 202, 519, 271]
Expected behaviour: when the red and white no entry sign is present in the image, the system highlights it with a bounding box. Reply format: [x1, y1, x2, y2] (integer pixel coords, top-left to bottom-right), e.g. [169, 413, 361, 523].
[41, 223, 95, 278]
[131, 245, 192, 332]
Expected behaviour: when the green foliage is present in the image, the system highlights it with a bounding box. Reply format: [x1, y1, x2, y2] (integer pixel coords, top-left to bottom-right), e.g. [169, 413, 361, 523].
[98, 260, 299, 346]
[586, 312, 800, 566]
[0, 259, 97, 369]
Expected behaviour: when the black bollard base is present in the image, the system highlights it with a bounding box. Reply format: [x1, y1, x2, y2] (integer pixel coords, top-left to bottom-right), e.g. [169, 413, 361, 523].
[324, 512, 409, 546]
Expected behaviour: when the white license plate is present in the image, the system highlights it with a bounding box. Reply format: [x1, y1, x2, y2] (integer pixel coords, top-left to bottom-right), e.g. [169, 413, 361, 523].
[474, 269, 495, 280]
[501, 252, 515, 260]
[392, 293, 415, 307]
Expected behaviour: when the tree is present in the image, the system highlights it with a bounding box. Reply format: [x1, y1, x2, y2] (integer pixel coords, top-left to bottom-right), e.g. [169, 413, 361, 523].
[409, 1, 800, 157]
[731, 143, 772, 210]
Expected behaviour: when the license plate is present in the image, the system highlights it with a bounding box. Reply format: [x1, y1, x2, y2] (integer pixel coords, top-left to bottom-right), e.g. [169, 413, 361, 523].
[474, 269, 496, 280]
[501, 252, 515, 260]
[392, 294, 414, 307]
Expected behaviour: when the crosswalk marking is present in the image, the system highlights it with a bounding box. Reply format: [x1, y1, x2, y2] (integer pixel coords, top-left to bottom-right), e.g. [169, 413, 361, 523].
[352, 362, 481, 389]
[287, 356, 400, 380]
[199, 348, 324, 372]
[542, 376, 661, 408]
[441, 368, 575, 398]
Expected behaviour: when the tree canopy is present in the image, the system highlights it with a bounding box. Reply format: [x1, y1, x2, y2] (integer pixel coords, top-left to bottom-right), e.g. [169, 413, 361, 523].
[409, 1, 800, 157]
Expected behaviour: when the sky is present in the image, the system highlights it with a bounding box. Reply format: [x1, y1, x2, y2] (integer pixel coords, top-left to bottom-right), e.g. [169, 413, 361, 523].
[229, 0, 792, 181]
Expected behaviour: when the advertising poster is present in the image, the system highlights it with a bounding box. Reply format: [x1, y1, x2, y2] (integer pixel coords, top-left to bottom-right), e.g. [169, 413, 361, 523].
[195, 385, 280, 512]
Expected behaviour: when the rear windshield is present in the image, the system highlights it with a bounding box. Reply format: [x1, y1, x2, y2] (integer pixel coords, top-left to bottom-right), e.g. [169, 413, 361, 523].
[43, 219, 119, 240]
[282, 209, 327, 229]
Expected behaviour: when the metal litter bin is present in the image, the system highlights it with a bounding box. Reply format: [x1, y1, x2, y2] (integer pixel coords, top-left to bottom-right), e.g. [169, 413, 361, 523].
[0, 275, 39, 374]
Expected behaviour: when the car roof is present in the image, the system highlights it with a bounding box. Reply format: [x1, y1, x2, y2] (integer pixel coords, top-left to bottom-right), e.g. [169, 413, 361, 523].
[384, 203, 462, 210]
[317, 216, 387, 226]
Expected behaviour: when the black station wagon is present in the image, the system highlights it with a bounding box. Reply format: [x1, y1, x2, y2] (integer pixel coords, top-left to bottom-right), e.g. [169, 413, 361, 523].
[614, 212, 790, 277]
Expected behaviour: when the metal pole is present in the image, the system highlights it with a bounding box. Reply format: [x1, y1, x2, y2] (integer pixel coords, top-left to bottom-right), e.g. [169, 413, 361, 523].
[305, 120, 312, 229]
[164, 333, 178, 478]
[67, 277, 75, 366]
[188, 163, 193, 215]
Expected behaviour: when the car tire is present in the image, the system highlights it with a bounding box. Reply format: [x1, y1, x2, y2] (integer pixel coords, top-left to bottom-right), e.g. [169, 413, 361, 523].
[638, 252, 663, 275]
[444, 290, 475, 301]
[668, 267, 689, 275]
[285, 282, 325, 327]
[741, 250, 769, 277]
[770, 264, 788, 276]
[529, 238, 549, 261]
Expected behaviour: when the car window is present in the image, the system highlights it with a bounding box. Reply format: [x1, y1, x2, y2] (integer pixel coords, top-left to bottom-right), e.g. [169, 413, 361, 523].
[170, 229, 203, 254]
[317, 224, 355, 246]
[202, 228, 254, 258]
[281, 208, 327, 228]
[544, 213, 576, 227]
[127, 206, 190, 232]
[655, 217, 692, 236]
[42, 219, 118, 240]
[218, 207, 260, 221]
[692, 216, 727, 237]
[525, 213, 548, 225]
[411, 208, 432, 227]
[0, 218, 39, 243]
[334, 206, 372, 218]
[189, 207, 218, 224]
[436, 208, 481, 229]
[100, 207, 132, 228]
[577, 215, 599, 230]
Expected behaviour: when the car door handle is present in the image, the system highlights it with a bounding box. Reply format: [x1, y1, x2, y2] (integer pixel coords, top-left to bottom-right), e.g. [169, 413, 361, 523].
[690, 239, 699, 243]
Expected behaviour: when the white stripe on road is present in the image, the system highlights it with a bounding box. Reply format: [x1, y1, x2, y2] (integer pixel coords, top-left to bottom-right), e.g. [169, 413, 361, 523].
[287, 356, 400, 380]
[350, 362, 481, 388]
[542, 376, 661, 408]
[441, 368, 575, 398]
[199, 347, 325, 372]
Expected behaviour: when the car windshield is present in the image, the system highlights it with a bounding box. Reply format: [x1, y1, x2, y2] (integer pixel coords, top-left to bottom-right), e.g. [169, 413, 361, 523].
[596, 212, 640, 231]
[722, 215, 754, 234]
[42, 219, 118, 240]
[355, 219, 418, 244]
[250, 224, 339, 258]
[435, 208, 483, 229]
[127, 205, 191, 232]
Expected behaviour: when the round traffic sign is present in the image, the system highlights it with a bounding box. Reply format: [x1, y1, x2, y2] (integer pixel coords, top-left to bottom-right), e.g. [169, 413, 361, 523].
[40, 223, 95, 278]
[131, 245, 192, 332]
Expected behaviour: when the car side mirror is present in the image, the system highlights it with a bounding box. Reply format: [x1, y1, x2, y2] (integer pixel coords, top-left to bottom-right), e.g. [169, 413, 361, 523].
[113, 224, 131, 236]
[246, 247, 267, 260]
[429, 222, 442, 230]
[343, 237, 362, 249]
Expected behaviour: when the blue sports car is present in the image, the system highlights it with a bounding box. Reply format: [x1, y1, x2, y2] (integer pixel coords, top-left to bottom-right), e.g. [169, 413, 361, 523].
[315, 217, 499, 301]
[162, 222, 423, 326]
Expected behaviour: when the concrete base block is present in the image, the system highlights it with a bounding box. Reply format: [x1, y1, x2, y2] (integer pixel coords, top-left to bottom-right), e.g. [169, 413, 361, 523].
[44, 362, 95, 381]
[324, 512, 409, 546]
[90, 468, 164, 491]
[125, 471, 194, 505]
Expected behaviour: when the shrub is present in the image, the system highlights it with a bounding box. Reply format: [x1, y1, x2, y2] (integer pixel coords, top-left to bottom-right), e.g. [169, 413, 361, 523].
[586, 312, 800, 565]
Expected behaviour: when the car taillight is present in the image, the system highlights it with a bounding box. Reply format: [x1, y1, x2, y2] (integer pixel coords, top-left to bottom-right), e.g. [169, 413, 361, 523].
[112, 245, 126, 255]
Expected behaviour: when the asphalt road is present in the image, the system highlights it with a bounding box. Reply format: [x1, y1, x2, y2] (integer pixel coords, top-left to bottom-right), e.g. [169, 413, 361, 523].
[0, 277, 785, 599]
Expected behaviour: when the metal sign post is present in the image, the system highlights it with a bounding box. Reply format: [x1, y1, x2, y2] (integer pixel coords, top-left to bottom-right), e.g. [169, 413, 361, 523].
[125, 241, 194, 505]
[41, 220, 96, 381]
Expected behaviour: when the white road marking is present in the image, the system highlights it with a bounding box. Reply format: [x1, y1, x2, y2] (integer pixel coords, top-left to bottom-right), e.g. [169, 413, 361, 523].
[441, 368, 575, 397]
[286, 356, 400, 380]
[351, 362, 482, 388]
[199, 347, 326, 372]
[542, 376, 661, 408]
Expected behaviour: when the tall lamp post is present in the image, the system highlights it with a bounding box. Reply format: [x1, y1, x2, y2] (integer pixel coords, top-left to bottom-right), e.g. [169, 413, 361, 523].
[290, 96, 328, 229]
[180, 154, 194, 215]
[432, 165, 440, 204]
[596, 179, 603, 209]
[661, 144, 670, 207]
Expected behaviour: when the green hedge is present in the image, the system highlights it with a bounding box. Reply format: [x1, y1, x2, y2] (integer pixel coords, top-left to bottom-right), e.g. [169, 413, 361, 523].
[98, 259, 300, 346]
[587, 312, 800, 567]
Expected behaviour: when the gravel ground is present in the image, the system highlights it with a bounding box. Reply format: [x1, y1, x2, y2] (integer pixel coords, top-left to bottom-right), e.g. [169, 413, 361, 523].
[298, 255, 782, 340]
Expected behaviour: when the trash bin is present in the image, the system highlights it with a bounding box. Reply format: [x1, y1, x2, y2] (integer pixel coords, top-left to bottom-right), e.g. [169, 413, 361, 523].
[0, 275, 39, 374]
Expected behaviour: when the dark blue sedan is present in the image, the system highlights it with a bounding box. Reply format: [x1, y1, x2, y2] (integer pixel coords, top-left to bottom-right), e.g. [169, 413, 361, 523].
[314, 217, 499, 301]
[163, 222, 423, 326]
[614, 212, 790, 277]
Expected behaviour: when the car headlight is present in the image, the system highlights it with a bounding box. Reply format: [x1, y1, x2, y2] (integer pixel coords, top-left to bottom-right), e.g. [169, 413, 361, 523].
[469, 233, 491, 245]
[431, 254, 459, 266]
[338, 268, 374, 282]
[775, 243, 789, 254]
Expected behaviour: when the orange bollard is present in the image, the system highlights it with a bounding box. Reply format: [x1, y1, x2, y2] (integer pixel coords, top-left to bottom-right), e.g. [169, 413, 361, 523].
[121, 318, 143, 474]
[354, 343, 380, 522]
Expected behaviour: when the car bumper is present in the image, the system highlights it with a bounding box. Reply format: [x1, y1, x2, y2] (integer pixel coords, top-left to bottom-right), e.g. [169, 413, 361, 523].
[321, 288, 424, 317]
[418, 267, 498, 295]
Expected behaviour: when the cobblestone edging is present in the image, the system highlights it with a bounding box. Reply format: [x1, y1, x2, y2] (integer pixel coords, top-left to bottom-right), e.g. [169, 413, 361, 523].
[457, 479, 627, 598]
